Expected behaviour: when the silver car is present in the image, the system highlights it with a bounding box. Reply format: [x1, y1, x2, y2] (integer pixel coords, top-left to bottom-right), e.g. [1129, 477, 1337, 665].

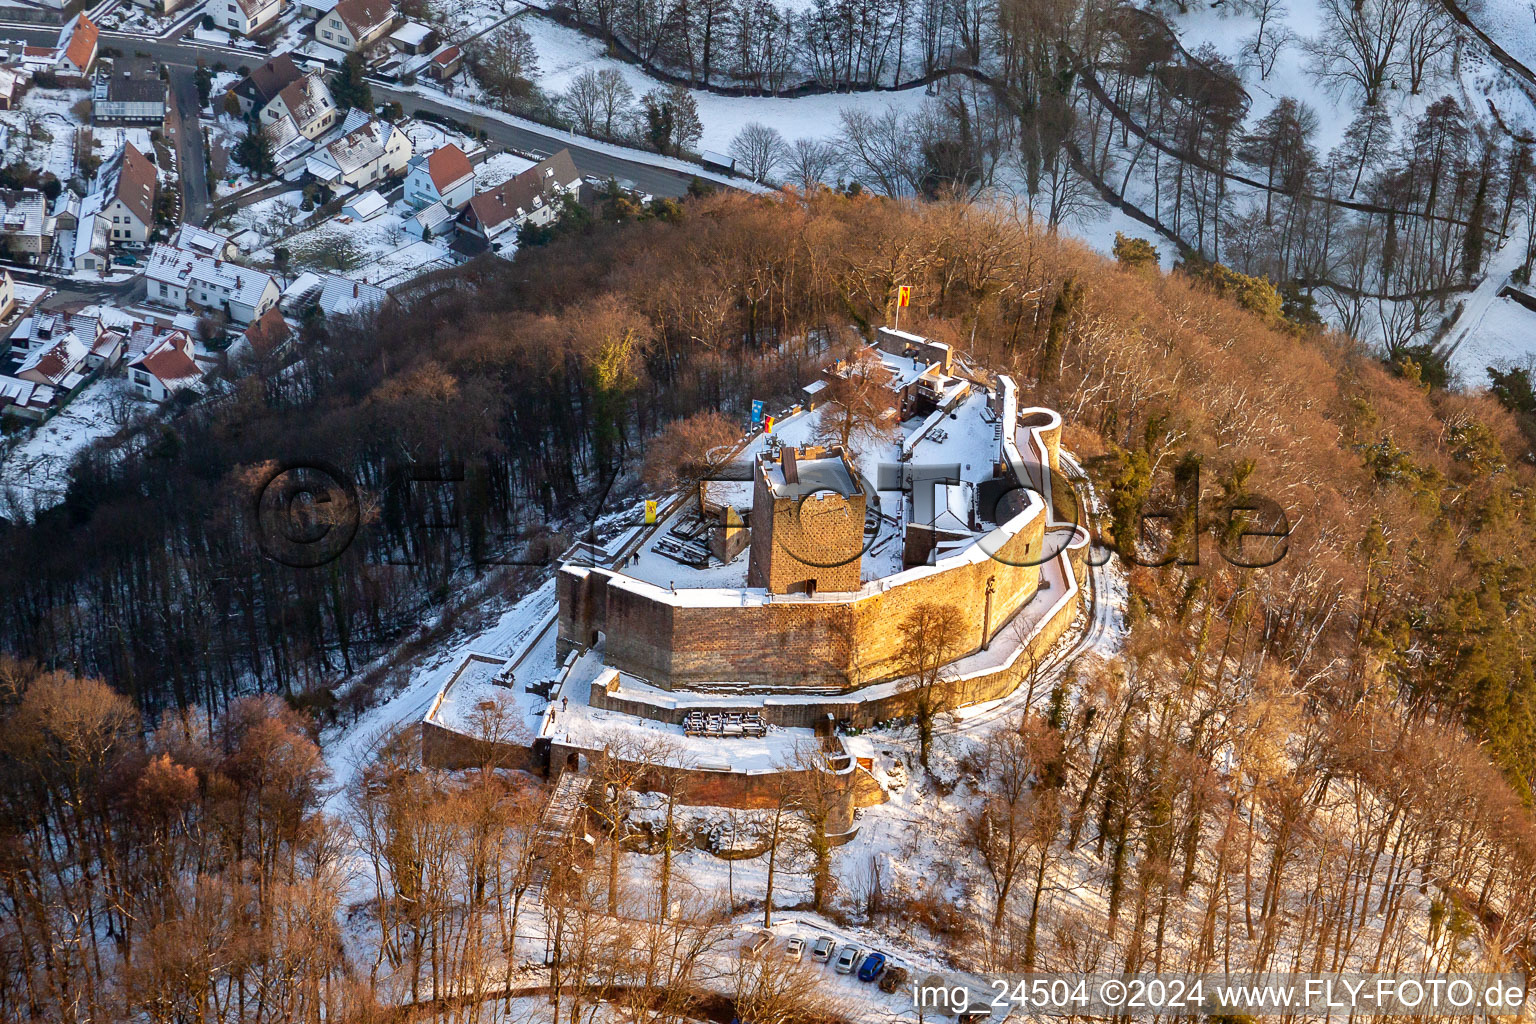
[810, 935, 836, 962]
[834, 944, 861, 974]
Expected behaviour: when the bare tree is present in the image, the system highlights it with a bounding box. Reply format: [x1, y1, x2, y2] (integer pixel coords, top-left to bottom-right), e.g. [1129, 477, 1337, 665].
[834, 104, 922, 197]
[784, 137, 839, 192]
[897, 600, 968, 769]
[730, 121, 787, 183]
[1305, 0, 1414, 107]
[814, 347, 897, 454]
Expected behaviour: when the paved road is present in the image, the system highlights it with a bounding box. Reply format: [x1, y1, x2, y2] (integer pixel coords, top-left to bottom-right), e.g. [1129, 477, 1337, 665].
[2, 25, 717, 200]
[372, 85, 698, 198]
[166, 65, 210, 225]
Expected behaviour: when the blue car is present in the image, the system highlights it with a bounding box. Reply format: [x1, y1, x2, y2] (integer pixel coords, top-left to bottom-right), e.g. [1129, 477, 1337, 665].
[857, 952, 887, 982]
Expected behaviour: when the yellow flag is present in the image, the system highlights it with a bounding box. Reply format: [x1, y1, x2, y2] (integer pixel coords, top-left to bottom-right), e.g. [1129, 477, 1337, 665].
[644, 500, 658, 524]
[897, 285, 911, 308]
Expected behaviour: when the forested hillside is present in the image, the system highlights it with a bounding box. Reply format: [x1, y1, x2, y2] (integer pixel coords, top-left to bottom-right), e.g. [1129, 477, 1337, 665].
[3, 193, 1536, 1019]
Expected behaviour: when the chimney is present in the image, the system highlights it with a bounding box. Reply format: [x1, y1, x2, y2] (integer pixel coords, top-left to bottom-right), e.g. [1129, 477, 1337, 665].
[782, 447, 798, 485]
[352, 283, 358, 297]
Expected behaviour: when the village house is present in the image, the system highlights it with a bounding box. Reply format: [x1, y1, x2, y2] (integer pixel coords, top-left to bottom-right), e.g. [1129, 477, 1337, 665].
[9, 311, 102, 358]
[458, 149, 580, 248]
[405, 142, 474, 211]
[95, 141, 158, 244]
[0, 189, 55, 264]
[229, 54, 302, 116]
[240, 306, 292, 361]
[15, 331, 88, 391]
[260, 70, 337, 141]
[219, 0, 283, 35]
[143, 244, 281, 325]
[318, 273, 387, 317]
[317, 0, 395, 53]
[92, 58, 167, 125]
[0, 268, 14, 320]
[305, 113, 411, 188]
[53, 13, 96, 78]
[127, 327, 201, 401]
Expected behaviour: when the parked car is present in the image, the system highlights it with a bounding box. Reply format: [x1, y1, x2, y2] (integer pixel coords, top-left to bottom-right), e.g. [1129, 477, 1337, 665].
[785, 936, 805, 962]
[857, 951, 887, 982]
[740, 929, 771, 957]
[810, 936, 836, 962]
[878, 965, 909, 994]
[834, 944, 861, 974]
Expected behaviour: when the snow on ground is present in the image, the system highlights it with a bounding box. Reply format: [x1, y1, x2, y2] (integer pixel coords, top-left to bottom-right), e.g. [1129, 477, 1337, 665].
[321, 575, 560, 809]
[0, 377, 140, 521]
[1442, 228, 1536, 382]
[249, 199, 461, 288]
[515, 11, 929, 153]
[1, 89, 87, 182]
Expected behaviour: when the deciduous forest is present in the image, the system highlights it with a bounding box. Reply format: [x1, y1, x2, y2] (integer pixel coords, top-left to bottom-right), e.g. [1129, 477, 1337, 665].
[3, 192, 1536, 1020]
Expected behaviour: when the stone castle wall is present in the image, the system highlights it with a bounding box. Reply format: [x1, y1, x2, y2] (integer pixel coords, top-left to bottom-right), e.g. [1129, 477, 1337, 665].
[559, 504, 1048, 690]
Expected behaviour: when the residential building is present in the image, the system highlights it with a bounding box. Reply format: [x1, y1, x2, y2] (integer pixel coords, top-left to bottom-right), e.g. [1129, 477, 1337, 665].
[260, 70, 337, 141]
[144, 244, 281, 324]
[92, 58, 167, 125]
[0, 189, 55, 263]
[317, 0, 395, 53]
[305, 114, 411, 188]
[229, 54, 302, 115]
[458, 149, 580, 246]
[220, 0, 282, 37]
[0, 268, 13, 320]
[242, 306, 291, 360]
[16, 331, 88, 389]
[54, 13, 97, 78]
[68, 192, 109, 271]
[95, 142, 158, 244]
[9, 311, 103, 358]
[318, 273, 386, 317]
[127, 327, 201, 400]
[412, 199, 455, 240]
[405, 142, 474, 211]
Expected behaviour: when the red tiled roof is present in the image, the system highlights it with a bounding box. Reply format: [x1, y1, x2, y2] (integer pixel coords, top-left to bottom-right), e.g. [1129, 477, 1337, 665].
[243, 307, 289, 356]
[431, 45, 460, 65]
[426, 143, 472, 192]
[333, 0, 393, 38]
[61, 14, 97, 72]
[135, 333, 200, 384]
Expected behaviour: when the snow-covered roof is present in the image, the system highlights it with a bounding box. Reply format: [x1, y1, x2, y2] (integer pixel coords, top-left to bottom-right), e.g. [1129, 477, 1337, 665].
[412, 199, 455, 233]
[341, 189, 386, 220]
[318, 273, 387, 317]
[0, 189, 48, 236]
[171, 223, 235, 258]
[129, 330, 201, 387]
[311, 116, 405, 177]
[388, 20, 430, 45]
[273, 71, 334, 129]
[17, 332, 87, 386]
[145, 243, 277, 308]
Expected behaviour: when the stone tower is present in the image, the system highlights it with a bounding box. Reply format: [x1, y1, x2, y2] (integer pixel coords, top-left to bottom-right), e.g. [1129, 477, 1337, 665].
[746, 445, 866, 594]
